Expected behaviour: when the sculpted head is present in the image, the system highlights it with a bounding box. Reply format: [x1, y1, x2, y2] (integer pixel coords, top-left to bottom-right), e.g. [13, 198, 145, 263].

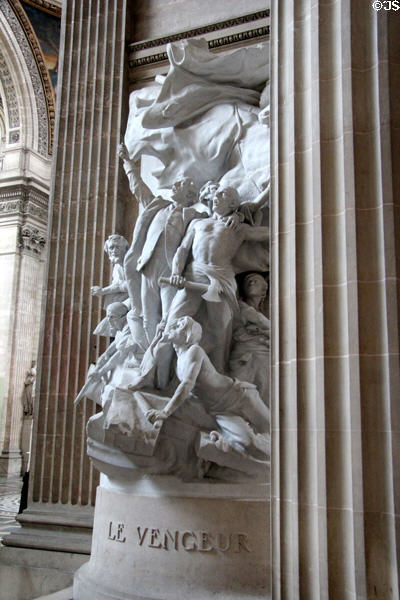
[212, 186, 241, 217]
[104, 235, 129, 264]
[106, 302, 129, 335]
[166, 316, 202, 346]
[243, 273, 268, 302]
[171, 177, 197, 207]
[199, 181, 219, 208]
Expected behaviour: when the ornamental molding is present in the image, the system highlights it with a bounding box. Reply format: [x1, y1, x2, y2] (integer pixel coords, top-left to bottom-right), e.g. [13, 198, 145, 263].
[21, 0, 61, 18]
[128, 10, 269, 53]
[0, 0, 54, 155]
[0, 47, 20, 129]
[128, 10, 270, 72]
[0, 198, 23, 213]
[19, 223, 46, 255]
[0, 184, 48, 222]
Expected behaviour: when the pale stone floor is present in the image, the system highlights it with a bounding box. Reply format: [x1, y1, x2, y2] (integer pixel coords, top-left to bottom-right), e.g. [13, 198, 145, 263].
[0, 474, 22, 542]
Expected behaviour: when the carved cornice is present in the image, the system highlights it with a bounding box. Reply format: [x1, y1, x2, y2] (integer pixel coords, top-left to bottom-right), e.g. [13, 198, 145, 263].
[129, 10, 269, 53]
[21, 0, 61, 18]
[0, 0, 53, 155]
[0, 184, 48, 222]
[19, 224, 46, 255]
[131, 26, 270, 69]
[128, 10, 270, 71]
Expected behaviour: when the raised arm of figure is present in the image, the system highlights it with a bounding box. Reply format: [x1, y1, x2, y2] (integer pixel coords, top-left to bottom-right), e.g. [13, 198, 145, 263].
[239, 183, 270, 224]
[118, 143, 153, 207]
[91, 281, 128, 297]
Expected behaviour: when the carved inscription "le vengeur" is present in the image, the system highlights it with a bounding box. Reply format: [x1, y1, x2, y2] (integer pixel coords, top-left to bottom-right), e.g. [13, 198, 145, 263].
[108, 522, 251, 553]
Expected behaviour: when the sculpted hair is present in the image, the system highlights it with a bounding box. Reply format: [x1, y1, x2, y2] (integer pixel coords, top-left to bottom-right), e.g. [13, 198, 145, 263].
[218, 186, 241, 210]
[243, 272, 268, 294]
[183, 317, 202, 345]
[104, 234, 129, 254]
[106, 302, 129, 318]
[199, 180, 219, 204]
[170, 316, 202, 345]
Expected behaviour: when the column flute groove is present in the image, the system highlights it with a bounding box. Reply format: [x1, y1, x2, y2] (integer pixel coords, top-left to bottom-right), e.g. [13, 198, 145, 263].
[5, 0, 130, 555]
[271, 0, 399, 597]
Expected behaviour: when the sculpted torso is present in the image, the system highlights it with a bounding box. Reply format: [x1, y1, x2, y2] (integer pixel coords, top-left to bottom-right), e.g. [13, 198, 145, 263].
[176, 344, 232, 401]
[188, 218, 247, 267]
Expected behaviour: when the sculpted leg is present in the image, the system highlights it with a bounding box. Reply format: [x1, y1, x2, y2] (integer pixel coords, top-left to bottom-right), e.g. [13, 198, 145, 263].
[141, 273, 162, 344]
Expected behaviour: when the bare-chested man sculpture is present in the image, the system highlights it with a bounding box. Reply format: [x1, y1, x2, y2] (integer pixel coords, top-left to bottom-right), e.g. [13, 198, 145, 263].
[167, 185, 269, 372]
[146, 316, 269, 458]
[130, 185, 269, 388]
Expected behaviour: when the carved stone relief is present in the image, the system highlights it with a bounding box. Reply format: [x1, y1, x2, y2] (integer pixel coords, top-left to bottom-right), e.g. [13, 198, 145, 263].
[0, 48, 20, 130]
[0, 0, 52, 155]
[19, 224, 46, 255]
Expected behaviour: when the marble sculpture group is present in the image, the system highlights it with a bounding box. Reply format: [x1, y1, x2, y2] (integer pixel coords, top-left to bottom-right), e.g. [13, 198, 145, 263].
[76, 38, 270, 483]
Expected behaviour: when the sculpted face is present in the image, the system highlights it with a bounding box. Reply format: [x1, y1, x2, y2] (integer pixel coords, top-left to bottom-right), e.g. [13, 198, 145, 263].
[243, 274, 267, 299]
[212, 188, 238, 217]
[199, 181, 219, 207]
[106, 304, 127, 335]
[166, 318, 187, 344]
[107, 240, 125, 264]
[171, 178, 197, 207]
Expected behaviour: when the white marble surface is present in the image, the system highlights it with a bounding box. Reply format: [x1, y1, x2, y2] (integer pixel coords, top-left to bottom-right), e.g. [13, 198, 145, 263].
[77, 39, 271, 486]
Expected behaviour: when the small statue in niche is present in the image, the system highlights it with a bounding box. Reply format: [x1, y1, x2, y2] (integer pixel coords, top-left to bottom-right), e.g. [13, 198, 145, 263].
[91, 234, 130, 336]
[22, 360, 36, 416]
[230, 272, 270, 403]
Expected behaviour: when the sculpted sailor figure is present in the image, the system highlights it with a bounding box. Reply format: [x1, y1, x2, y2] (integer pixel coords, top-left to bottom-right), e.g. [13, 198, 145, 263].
[129, 185, 269, 391]
[230, 272, 270, 403]
[146, 317, 270, 462]
[75, 302, 134, 408]
[91, 234, 130, 336]
[122, 163, 206, 346]
[166, 185, 269, 373]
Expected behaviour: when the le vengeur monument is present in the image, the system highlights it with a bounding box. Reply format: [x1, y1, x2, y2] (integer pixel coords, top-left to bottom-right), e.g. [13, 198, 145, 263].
[73, 38, 271, 600]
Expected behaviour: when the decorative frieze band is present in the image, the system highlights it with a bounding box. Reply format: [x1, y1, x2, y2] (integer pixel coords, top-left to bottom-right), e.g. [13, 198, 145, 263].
[128, 10, 270, 74]
[0, 184, 48, 223]
[0, 199, 23, 214]
[128, 10, 269, 53]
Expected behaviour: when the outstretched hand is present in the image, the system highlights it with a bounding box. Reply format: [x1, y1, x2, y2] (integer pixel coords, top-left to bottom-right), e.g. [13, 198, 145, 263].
[91, 285, 104, 297]
[224, 212, 242, 231]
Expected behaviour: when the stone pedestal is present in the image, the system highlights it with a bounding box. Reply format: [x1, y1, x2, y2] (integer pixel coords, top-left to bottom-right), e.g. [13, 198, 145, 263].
[74, 480, 270, 600]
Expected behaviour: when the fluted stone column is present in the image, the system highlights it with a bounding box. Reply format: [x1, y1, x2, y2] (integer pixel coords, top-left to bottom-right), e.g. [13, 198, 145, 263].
[5, 0, 130, 553]
[270, 1, 399, 598]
